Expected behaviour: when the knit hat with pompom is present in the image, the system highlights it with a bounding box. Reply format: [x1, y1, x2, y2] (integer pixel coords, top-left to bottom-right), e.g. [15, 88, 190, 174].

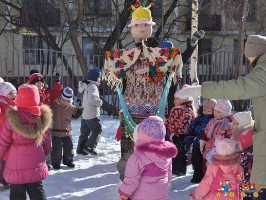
[136, 116, 166, 145]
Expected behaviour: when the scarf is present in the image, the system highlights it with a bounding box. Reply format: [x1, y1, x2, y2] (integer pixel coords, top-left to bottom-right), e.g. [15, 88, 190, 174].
[207, 117, 232, 139]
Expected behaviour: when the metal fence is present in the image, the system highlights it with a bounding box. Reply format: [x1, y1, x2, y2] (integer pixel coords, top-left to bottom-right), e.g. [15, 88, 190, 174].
[0, 49, 83, 90]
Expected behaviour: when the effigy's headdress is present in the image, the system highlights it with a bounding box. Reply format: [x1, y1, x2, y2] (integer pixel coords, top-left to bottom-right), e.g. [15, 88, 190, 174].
[128, 0, 156, 27]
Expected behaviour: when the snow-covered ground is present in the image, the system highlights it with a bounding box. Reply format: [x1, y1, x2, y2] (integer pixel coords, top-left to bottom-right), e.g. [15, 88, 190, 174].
[0, 116, 198, 199]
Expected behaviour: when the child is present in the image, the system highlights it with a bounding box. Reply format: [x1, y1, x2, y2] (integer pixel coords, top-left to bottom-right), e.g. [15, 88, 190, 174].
[50, 87, 83, 169]
[190, 138, 244, 200]
[200, 100, 232, 169]
[0, 82, 17, 188]
[76, 67, 103, 155]
[231, 111, 254, 189]
[117, 120, 141, 182]
[184, 99, 217, 183]
[0, 84, 52, 199]
[164, 84, 195, 176]
[28, 71, 62, 106]
[118, 116, 178, 200]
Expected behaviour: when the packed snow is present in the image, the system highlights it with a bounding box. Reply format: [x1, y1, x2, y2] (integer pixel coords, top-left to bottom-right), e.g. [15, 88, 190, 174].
[0, 116, 197, 199]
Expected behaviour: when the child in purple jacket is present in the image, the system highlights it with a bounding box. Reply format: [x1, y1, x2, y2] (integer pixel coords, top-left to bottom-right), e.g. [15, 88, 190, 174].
[0, 84, 52, 200]
[119, 116, 178, 200]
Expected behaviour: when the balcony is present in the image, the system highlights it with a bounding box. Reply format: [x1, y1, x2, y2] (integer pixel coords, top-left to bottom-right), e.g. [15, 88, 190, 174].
[186, 14, 222, 32]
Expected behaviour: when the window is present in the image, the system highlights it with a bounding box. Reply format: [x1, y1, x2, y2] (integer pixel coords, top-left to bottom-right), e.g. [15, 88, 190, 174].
[233, 0, 258, 21]
[23, 36, 56, 65]
[198, 39, 212, 64]
[151, 0, 162, 20]
[21, 0, 60, 27]
[82, 37, 107, 69]
[233, 39, 247, 64]
[199, 0, 212, 14]
[85, 0, 111, 16]
[23, 36, 41, 65]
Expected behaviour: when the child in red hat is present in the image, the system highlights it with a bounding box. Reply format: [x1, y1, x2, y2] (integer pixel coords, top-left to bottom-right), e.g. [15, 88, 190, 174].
[0, 84, 52, 199]
[28, 71, 62, 106]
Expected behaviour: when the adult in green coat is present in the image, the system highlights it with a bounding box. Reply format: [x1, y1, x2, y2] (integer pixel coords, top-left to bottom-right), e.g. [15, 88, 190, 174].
[178, 35, 266, 200]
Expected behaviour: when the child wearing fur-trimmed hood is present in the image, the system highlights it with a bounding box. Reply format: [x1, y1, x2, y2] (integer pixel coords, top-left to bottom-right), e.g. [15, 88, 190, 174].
[0, 84, 52, 199]
[119, 116, 178, 200]
[190, 138, 244, 200]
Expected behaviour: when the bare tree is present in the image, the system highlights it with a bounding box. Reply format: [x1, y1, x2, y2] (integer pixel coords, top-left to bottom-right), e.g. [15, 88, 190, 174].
[234, 0, 248, 78]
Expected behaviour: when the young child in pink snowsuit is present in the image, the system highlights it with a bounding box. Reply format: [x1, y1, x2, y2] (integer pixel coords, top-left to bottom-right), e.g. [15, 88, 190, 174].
[0, 84, 52, 199]
[190, 138, 244, 200]
[231, 111, 254, 186]
[200, 100, 232, 169]
[164, 84, 195, 176]
[118, 116, 178, 200]
[0, 81, 17, 187]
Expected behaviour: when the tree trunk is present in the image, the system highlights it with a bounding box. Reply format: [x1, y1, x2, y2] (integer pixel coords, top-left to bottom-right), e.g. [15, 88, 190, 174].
[234, 0, 248, 78]
[190, 0, 200, 110]
[233, 0, 250, 112]
[190, 0, 199, 84]
[58, 0, 87, 79]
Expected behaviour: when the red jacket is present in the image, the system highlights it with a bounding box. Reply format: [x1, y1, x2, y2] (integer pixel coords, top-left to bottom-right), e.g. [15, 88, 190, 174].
[40, 82, 63, 106]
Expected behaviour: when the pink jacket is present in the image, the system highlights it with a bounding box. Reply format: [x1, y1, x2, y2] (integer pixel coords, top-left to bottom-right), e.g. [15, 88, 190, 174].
[0, 95, 16, 160]
[119, 141, 178, 200]
[202, 118, 232, 159]
[194, 164, 244, 200]
[0, 105, 52, 184]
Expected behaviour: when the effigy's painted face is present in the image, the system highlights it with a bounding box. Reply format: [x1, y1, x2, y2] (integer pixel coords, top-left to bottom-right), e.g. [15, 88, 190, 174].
[130, 23, 152, 40]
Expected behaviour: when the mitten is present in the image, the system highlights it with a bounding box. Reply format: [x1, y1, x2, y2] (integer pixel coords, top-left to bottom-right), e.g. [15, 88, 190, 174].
[179, 85, 202, 98]
[78, 81, 85, 93]
[76, 98, 83, 109]
[200, 139, 206, 154]
[190, 193, 201, 200]
[115, 125, 122, 142]
[120, 194, 128, 200]
[54, 72, 61, 82]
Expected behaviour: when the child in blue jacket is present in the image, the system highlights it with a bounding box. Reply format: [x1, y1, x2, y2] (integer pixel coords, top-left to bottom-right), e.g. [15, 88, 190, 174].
[184, 99, 217, 183]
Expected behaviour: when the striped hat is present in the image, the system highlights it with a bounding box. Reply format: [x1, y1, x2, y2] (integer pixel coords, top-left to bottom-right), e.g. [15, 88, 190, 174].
[61, 87, 73, 101]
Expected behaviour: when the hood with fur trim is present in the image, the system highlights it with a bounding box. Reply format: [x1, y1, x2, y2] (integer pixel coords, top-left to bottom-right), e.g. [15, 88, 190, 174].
[6, 104, 52, 145]
[135, 141, 178, 169]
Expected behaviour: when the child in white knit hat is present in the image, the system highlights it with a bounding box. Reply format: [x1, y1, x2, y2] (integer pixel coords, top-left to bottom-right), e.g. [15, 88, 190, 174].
[164, 84, 196, 176]
[190, 138, 243, 200]
[231, 111, 254, 188]
[0, 81, 17, 188]
[200, 100, 233, 170]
